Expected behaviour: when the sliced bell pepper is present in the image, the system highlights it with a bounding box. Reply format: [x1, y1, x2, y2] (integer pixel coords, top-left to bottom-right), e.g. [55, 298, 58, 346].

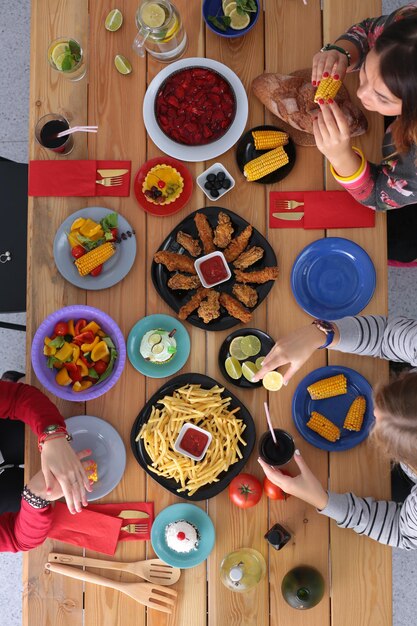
[55, 342, 74, 362]
[64, 362, 83, 382]
[72, 380, 93, 392]
[74, 319, 87, 335]
[76, 358, 89, 377]
[81, 321, 101, 334]
[56, 367, 72, 386]
[81, 336, 100, 352]
[67, 319, 75, 336]
[73, 330, 95, 346]
[71, 344, 81, 362]
[91, 340, 110, 362]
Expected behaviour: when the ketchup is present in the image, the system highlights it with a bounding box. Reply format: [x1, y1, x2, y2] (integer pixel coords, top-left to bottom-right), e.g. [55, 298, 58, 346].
[199, 255, 229, 285]
[180, 427, 209, 457]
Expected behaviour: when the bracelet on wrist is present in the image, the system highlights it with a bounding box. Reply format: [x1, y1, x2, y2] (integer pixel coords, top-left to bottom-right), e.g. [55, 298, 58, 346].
[320, 43, 351, 67]
[38, 425, 72, 452]
[22, 484, 51, 509]
[330, 147, 366, 182]
[312, 320, 335, 349]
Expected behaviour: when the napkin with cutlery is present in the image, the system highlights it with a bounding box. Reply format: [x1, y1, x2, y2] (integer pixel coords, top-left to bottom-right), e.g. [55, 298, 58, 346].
[28, 159, 131, 197]
[269, 191, 375, 229]
[49, 501, 154, 555]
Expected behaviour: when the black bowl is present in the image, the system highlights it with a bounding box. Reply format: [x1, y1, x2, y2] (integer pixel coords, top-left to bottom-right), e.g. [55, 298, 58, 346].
[218, 327, 275, 388]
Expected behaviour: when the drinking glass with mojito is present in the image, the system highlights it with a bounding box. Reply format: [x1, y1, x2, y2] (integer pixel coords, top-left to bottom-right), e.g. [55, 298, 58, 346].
[48, 37, 86, 81]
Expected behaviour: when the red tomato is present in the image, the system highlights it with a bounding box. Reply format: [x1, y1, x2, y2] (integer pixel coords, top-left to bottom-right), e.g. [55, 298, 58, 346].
[93, 360, 108, 375]
[90, 264, 103, 277]
[71, 245, 86, 259]
[110, 228, 118, 241]
[74, 319, 87, 335]
[263, 472, 291, 501]
[228, 473, 262, 509]
[54, 321, 69, 336]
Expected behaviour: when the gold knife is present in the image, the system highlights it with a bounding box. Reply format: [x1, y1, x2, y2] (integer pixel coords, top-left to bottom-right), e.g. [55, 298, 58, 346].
[272, 212, 304, 221]
[117, 510, 150, 519]
[97, 169, 128, 177]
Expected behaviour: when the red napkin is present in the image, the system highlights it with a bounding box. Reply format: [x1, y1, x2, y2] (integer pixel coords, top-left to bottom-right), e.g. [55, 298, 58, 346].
[88, 502, 154, 543]
[269, 191, 375, 229]
[28, 160, 131, 197]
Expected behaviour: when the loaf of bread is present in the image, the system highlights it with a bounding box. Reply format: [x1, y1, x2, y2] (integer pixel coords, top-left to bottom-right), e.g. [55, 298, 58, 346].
[252, 68, 368, 146]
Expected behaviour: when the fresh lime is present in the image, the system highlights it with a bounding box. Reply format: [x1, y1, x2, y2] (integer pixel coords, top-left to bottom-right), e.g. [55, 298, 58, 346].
[51, 42, 70, 67]
[114, 54, 132, 75]
[105, 9, 123, 32]
[225, 356, 242, 380]
[262, 371, 284, 391]
[141, 2, 166, 28]
[148, 333, 162, 346]
[242, 361, 258, 383]
[224, 1, 237, 16]
[255, 356, 265, 370]
[229, 337, 246, 360]
[229, 8, 251, 30]
[54, 52, 75, 71]
[240, 335, 261, 357]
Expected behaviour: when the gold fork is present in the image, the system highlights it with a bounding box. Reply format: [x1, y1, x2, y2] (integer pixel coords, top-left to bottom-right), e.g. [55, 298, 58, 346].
[96, 176, 123, 187]
[274, 199, 304, 210]
[121, 523, 149, 534]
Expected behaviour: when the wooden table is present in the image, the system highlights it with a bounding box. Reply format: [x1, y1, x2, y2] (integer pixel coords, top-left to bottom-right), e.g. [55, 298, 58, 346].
[25, 1, 391, 625]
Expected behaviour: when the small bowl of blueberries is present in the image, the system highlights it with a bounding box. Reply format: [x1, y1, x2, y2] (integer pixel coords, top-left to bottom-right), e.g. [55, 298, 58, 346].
[196, 163, 235, 201]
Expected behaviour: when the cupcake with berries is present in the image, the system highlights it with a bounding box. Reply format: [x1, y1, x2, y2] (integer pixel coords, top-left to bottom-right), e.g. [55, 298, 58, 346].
[142, 164, 184, 205]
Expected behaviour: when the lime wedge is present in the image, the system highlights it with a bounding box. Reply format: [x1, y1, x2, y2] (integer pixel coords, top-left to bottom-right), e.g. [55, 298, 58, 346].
[114, 54, 132, 75]
[229, 8, 251, 30]
[105, 9, 123, 31]
[148, 333, 162, 346]
[152, 343, 164, 355]
[141, 2, 166, 28]
[262, 371, 283, 391]
[224, 1, 237, 16]
[242, 361, 258, 383]
[229, 337, 246, 360]
[255, 356, 265, 370]
[51, 42, 70, 67]
[225, 356, 242, 380]
[240, 335, 261, 357]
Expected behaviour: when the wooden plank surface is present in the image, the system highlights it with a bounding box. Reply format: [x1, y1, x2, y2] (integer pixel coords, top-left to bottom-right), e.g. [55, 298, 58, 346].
[25, 1, 391, 625]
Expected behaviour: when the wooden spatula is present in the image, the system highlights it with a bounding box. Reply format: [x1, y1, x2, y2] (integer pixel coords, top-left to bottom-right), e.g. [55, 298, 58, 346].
[48, 552, 180, 585]
[45, 562, 177, 614]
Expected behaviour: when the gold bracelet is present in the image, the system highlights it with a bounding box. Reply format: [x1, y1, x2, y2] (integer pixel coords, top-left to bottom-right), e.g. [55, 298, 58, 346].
[330, 147, 366, 182]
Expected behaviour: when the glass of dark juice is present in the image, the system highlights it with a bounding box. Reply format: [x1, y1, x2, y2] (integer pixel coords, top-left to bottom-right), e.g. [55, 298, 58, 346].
[35, 113, 74, 155]
[259, 429, 295, 467]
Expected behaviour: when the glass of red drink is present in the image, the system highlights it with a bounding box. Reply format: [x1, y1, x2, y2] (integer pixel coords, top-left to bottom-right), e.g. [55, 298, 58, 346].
[258, 429, 295, 467]
[35, 113, 74, 155]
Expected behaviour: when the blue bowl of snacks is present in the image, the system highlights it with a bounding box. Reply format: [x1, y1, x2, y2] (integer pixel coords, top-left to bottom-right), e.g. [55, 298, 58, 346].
[203, 0, 259, 38]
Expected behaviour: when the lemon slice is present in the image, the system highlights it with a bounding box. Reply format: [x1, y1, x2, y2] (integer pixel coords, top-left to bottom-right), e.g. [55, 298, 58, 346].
[114, 54, 132, 75]
[50, 42, 70, 66]
[242, 361, 258, 382]
[240, 335, 261, 357]
[229, 337, 246, 360]
[105, 9, 123, 32]
[141, 2, 166, 28]
[55, 52, 75, 71]
[224, 1, 237, 16]
[225, 356, 242, 380]
[229, 8, 251, 30]
[262, 371, 284, 391]
[255, 356, 264, 370]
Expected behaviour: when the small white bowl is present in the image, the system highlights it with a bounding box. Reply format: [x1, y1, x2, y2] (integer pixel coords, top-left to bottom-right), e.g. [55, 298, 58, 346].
[196, 163, 235, 201]
[194, 251, 232, 288]
[174, 423, 213, 462]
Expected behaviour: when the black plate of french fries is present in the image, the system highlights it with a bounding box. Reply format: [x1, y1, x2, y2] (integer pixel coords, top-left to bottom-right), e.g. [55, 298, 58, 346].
[151, 207, 278, 331]
[131, 373, 256, 500]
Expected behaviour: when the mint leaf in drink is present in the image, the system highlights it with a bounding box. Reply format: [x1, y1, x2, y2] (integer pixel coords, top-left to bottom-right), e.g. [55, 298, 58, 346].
[61, 54, 74, 71]
[208, 15, 231, 31]
[69, 39, 81, 61]
[237, 0, 257, 12]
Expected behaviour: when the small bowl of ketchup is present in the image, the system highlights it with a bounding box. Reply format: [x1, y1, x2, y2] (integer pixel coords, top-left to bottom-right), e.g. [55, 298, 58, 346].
[174, 423, 213, 462]
[194, 251, 232, 288]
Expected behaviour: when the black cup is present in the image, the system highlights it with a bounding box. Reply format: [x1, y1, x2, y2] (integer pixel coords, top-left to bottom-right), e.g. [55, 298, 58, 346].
[259, 429, 295, 467]
[265, 523, 292, 551]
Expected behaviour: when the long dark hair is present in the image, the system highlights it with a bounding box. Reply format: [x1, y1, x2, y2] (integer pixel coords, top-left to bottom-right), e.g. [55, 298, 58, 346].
[376, 11, 417, 152]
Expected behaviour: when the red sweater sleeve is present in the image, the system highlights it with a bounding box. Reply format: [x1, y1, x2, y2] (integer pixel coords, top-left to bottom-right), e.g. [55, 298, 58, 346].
[0, 500, 53, 552]
[0, 381, 65, 436]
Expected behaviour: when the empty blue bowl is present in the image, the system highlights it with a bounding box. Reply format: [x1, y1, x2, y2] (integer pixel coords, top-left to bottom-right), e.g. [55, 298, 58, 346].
[203, 0, 259, 38]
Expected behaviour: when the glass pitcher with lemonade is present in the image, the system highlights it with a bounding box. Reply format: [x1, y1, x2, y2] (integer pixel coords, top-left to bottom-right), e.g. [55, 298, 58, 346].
[133, 0, 187, 62]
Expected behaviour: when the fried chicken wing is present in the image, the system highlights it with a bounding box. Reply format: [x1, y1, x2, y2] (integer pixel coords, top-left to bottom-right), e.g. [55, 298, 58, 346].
[232, 283, 259, 308]
[176, 231, 202, 257]
[154, 251, 197, 274]
[198, 290, 221, 324]
[178, 287, 211, 320]
[219, 292, 252, 324]
[194, 212, 215, 254]
[213, 212, 234, 249]
[233, 246, 264, 270]
[167, 273, 201, 290]
[234, 266, 279, 284]
[224, 225, 253, 263]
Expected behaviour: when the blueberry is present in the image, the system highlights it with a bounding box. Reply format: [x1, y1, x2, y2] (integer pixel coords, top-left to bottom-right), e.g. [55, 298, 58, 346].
[222, 178, 231, 189]
[216, 171, 226, 181]
[214, 180, 222, 189]
[206, 173, 216, 182]
[204, 181, 213, 190]
[155, 189, 163, 197]
[151, 185, 158, 192]
[210, 189, 220, 198]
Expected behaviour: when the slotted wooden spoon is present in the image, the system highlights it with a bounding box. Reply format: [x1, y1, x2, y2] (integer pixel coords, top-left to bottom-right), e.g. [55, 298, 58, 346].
[48, 552, 180, 585]
[45, 562, 177, 614]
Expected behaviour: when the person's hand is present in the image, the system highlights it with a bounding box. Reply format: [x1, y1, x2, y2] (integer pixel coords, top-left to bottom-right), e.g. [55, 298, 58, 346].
[258, 451, 329, 510]
[252, 324, 326, 384]
[312, 49, 349, 85]
[28, 449, 92, 507]
[41, 437, 93, 514]
[312, 100, 355, 165]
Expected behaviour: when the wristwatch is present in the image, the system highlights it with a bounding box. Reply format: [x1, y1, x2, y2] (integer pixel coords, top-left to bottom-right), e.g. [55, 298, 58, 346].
[38, 424, 72, 452]
[311, 319, 335, 349]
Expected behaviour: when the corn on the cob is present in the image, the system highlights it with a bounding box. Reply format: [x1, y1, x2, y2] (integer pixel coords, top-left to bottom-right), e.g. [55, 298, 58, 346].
[307, 411, 341, 442]
[75, 242, 115, 276]
[314, 77, 342, 103]
[244, 146, 289, 181]
[307, 374, 347, 400]
[252, 130, 289, 150]
[343, 395, 366, 432]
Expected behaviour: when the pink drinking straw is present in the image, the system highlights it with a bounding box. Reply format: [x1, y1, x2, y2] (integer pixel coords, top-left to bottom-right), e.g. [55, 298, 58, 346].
[264, 402, 278, 445]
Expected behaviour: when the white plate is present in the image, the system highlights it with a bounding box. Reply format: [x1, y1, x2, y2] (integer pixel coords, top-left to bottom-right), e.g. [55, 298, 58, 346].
[65, 415, 126, 502]
[143, 57, 249, 162]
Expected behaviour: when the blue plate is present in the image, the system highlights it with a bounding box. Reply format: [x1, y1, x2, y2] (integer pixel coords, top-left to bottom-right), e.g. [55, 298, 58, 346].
[292, 366, 374, 452]
[290, 237, 376, 320]
[127, 314, 190, 378]
[53, 207, 137, 290]
[151, 503, 215, 569]
[202, 0, 259, 38]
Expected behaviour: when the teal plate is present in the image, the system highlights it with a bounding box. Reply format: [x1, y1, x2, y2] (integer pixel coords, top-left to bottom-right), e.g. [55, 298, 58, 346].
[127, 314, 190, 378]
[151, 503, 215, 569]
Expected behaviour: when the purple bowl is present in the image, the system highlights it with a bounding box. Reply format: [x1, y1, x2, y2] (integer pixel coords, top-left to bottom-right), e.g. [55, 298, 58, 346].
[31, 304, 126, 401]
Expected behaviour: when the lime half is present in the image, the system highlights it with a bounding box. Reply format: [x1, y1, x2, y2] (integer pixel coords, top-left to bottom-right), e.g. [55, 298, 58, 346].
[114, 54, 132, 75]
[262, 371, 284, 392]
[225, 356, 242, 380]
[141, 2, 166, 28]
[242, 361, 258, 383]
[255, 356, 265, 370]
[105, 9, 123, 32]
[229, 8, 251, 30]
[240, 335, 261, 357]
[229, 337, 246, 360]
